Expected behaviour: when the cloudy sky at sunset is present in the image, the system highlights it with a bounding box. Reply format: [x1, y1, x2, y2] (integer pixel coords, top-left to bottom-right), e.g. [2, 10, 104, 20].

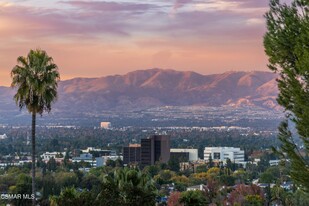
[0, 0, 276, 86]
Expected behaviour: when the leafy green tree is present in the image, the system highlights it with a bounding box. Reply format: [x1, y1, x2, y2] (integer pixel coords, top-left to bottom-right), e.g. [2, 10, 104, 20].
[179, 190, 207, 206]
[195, 165, 207, 173]
[292, 189, 309, 206]
[233, 169, 248, 184]
[259, 172, 275, 184]
[9, 174, 32, 206]
[41, 174, 59, 199]
[143, 165, 160, 177]
[174, 182, 187, 192]
[244, 195, 264, 206]
[81, 174, 101, 192]
[259, 166, 281, 184]
[89, 166, 110, 177]
[269, 185, 290, 206]
[219, 169, 235, 186]
[154, 170, 176, 185]
[55, 172, 78, 189]
[206, 167, 220, 181]
[11, 49, 60, 205]
[264, 0, 309, 192]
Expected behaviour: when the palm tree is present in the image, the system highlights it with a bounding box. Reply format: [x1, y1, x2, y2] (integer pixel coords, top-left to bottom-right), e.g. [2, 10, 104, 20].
[97, 168, 157, 205]
[50, 187, 95, 206]
[11, 49, 60, 205]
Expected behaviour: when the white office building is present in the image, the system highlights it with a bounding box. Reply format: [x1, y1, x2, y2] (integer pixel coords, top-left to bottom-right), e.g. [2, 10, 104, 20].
[204, 147, 244, 163]
[170, 149, 198, 161]
[72, 153, 122, 167]
[41, 152, 66, 162]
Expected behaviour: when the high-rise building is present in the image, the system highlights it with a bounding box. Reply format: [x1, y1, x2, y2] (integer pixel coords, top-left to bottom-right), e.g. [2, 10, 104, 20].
[141, 135, 170, 167]
[123, 144, 141, 165]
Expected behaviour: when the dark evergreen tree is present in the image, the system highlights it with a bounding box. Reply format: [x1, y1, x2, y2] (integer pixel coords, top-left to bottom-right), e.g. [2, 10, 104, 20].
[168, 156, 180, 172]
[47, 157, 57, 172]
[264, 0, 309, 192]
[208, 155, 214, 168]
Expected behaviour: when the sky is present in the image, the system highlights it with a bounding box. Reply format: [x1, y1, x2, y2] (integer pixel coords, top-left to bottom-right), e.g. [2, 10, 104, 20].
[0, 0, 275, 86]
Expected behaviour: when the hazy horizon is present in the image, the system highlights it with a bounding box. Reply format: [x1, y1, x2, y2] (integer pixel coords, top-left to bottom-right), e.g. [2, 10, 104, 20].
[0, 0, 281, 86]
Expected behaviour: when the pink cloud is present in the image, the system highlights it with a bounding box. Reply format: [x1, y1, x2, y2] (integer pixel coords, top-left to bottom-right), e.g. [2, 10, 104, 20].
[0, 4, 131, 39]
[0, 0, 271, 86]
[173, 0, 194, 10]
[60, 1, 160, 12]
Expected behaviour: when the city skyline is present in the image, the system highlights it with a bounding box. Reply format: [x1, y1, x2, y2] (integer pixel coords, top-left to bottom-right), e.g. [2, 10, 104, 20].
[0, 0, 285, 86]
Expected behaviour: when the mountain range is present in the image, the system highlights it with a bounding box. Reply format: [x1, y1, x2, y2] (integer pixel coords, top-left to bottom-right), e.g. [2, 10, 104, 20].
[0, 69, 280, 119]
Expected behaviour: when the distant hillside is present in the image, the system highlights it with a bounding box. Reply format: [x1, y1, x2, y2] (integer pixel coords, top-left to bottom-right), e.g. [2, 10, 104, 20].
[0, 69, 279, 118]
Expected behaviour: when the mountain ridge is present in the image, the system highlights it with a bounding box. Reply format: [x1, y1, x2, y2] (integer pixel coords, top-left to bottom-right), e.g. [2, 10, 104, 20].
[0, 69, 280, 117]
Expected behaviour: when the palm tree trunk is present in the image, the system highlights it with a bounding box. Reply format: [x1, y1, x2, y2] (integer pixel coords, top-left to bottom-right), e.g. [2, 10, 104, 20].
[31, 112, 36, 206]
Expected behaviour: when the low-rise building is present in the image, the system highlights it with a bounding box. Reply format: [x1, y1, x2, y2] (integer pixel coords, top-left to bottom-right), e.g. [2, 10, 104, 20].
[82, 147, 102, 153]
[72, 153, 122, 167]
[269, 159, 280, 166]
[101, 155, 123, 166]
[204, 147, 244, 164]
[81, 147, 115, 156]
[41, 152, 66, 163]
[170, 148, 198, 162]
[187, 184, 205, 191]
[72, 153, 95, 165]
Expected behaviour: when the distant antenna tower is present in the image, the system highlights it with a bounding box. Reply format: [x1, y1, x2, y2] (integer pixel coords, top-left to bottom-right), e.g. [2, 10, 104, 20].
[26, 132, 30, 145]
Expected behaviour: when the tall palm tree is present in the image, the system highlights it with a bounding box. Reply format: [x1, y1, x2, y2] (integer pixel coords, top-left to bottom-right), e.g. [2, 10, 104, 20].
[11, 49, 60, 205]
